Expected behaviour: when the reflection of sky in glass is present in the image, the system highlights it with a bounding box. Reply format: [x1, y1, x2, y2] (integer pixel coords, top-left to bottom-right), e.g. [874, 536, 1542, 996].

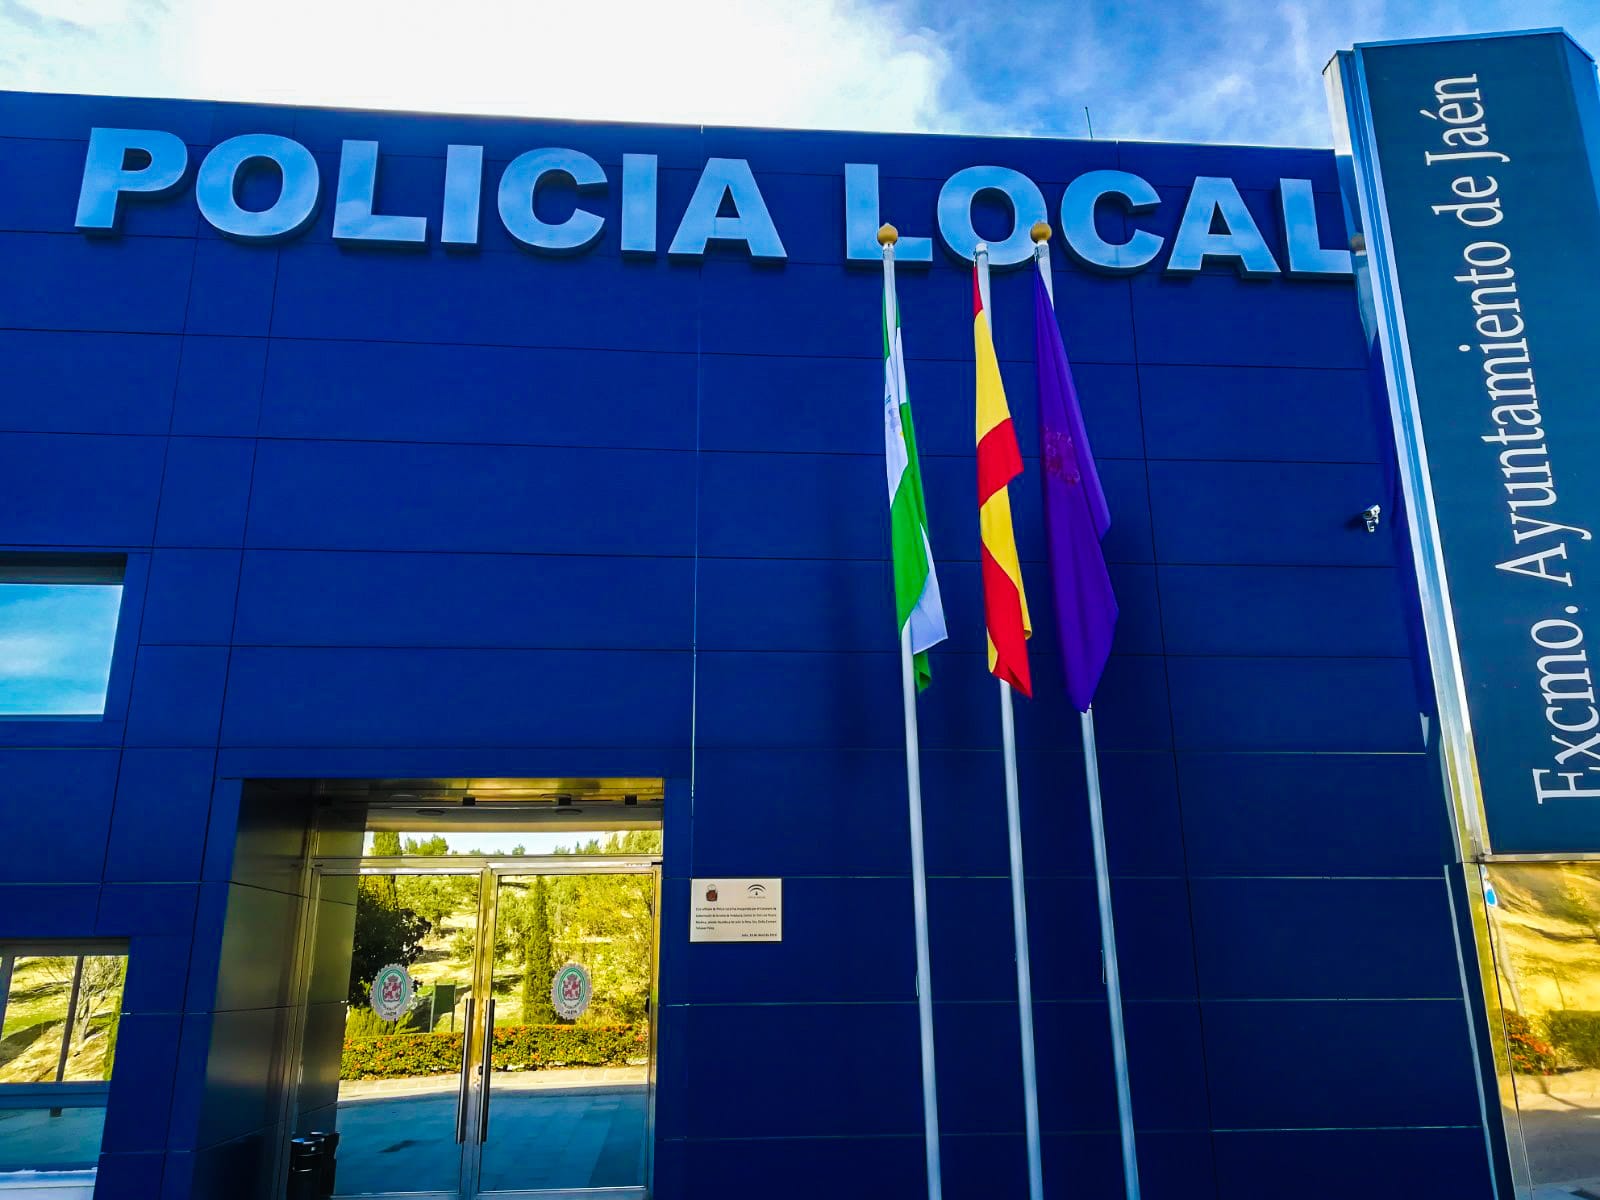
[0, 584, 122, 716]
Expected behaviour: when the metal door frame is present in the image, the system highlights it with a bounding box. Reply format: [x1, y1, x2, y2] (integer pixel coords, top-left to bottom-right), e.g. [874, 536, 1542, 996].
[286, 854, 661, 1200]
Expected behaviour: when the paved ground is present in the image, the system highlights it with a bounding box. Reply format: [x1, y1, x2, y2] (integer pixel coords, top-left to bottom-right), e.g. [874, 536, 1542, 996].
[333, 1077, 647, 1196]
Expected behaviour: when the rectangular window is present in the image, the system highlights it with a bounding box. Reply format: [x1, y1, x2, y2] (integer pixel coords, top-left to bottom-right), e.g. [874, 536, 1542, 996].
[0, 944, 128, 1179]
[0, 557, 124, 717]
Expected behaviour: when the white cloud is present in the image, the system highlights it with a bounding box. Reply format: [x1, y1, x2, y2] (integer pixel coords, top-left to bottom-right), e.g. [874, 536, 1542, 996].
[2, 0, 954, 133]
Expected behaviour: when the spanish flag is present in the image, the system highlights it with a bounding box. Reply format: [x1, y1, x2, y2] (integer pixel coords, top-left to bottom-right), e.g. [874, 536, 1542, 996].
[974, 268, 1032, 697]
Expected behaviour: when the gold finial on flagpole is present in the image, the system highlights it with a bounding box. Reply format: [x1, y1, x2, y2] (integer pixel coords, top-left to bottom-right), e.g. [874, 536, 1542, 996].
[878, 223, 899, 246]
[1030, 221, 1052, 244]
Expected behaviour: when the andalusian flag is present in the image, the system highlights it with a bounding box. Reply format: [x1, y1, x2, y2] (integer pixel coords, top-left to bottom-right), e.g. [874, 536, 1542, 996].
[974, 269, 1033, 697]
[884, 288, 947, 690]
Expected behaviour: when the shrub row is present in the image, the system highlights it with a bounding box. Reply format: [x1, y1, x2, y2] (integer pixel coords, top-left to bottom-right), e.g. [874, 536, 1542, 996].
[1544, 1010, 1600, 1070]
[342, 1024, 647, 1080]
[1505, 1012, 1557, 1076]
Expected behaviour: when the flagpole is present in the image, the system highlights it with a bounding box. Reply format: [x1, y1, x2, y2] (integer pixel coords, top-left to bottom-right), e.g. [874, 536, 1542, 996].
[976, 243, 1046, 1200]
[1035, 231, 1142, 1200]
[883, 225, 944, 1200]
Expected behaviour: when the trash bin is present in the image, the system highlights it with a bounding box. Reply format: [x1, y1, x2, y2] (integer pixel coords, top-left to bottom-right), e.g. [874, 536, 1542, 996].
[309, 1129, 340, 1198]
[286, 1137, 321, 1200]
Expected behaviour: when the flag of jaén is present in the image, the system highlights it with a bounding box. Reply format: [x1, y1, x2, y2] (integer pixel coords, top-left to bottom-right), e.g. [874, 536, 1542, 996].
[973, 269, 1032, 697]
[1033, 266, 1117, 712]
[884, 286, 947, 690]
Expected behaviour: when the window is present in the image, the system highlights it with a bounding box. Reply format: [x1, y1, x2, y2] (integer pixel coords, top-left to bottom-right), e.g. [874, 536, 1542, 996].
[0, 944, 129, 1180]
[0, 557, 124, 717]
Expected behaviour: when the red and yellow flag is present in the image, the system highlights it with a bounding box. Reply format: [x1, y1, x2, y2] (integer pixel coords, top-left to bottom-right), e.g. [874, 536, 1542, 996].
[973, 268, 1032, 697]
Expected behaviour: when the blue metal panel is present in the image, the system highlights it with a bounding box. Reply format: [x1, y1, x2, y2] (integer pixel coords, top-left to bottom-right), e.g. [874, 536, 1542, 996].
[1158, 564, 1410, 657]
[0, 432, 164, 545]
[185, 241, 277, 337]
[1189, 878, 1461, 999]
[246, 439, 696, 555]
[0, 330, 179, 434]
[142, 549, 242, 644]
[1149, 459, 1394, 566]
[96, 883, 199, 936]
[1139, 364, 1377, 462]
[91, 1152, 166, 1198]
[662, 876, 913, 1004]
[171, 336, 266, 437]
[1177, 752, 1449, 876]
[1211, 1127, 1491, 1198]
[105, 749, 216, 883]
[219, 646, 692, 747]
[99, 1013, 182, 1153]
[259, 338, 697, 449]
[270, 241, 700, 351]
[1130, 271, 1367, 369]
[1201, 998, 1482, 1128]
[154, 438, 254, 548]
[0, 232, 194, 332]
[1167, 656, 1423, 752]
[674, 1002, 920, 1139]
[117, 934, 193, 1015]
[0, 883, 100, 937]
[0, 749, 116, 881]
[123, 646, 229, 747]
[235, 549, 692, 649]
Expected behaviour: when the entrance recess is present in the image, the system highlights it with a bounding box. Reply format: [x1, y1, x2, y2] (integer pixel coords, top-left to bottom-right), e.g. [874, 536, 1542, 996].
[295, 855, 659, 1200]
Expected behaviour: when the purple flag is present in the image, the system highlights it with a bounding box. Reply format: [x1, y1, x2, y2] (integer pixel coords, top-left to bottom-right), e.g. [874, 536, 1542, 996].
[1034, 266, 1118, 713]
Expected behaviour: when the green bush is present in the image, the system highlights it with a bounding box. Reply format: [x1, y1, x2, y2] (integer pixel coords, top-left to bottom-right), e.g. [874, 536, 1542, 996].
[1505, 1012, 1557, 1075]
[1546, 1010, 1600, 1069]
[342, 1030, 466, 1080]
[341, 1024, 647, 1080]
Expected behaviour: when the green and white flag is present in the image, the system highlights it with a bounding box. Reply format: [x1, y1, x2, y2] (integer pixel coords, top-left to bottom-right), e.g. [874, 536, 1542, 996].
[884, 288, 947, 690]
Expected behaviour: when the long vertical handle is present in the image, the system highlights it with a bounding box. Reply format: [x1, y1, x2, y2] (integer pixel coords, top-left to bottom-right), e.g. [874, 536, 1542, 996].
[477, 998, 496, 1141]
[454, 998, 475, 1143]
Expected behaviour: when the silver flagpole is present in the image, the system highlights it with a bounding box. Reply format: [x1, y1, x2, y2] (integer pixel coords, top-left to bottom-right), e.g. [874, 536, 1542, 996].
[976, 244, 1045, 1200]
[1035, 236, 1142, 1200]
[883, 226, 944, 1200]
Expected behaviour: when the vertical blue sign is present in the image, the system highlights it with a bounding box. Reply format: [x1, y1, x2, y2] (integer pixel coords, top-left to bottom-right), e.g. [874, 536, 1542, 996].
[1330, 31, 1600, 854]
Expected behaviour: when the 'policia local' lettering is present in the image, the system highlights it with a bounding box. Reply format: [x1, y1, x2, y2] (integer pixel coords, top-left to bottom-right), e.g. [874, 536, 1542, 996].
[1423, 72, 1597, 806]
[71, 127, 1352, 278]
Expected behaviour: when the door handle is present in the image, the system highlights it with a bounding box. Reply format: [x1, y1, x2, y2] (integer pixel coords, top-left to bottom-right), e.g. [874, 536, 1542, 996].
[454, 998, 475, 1144]
[478, 998, 496, 1141]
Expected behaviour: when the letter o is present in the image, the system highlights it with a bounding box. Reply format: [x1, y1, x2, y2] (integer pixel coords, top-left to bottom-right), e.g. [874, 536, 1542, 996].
[936, 165, 1047, 266]
[196, 134, 321, 242]
[1533, 618, 1585, 650]
[1463, 240, 1511, 267]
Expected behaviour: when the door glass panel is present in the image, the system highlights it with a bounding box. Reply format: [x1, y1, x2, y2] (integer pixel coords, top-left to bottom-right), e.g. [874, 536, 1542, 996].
[477, 871, 655, 1194]
[1484, 862, 1600, 1189]
[310, 871, 479, 1198]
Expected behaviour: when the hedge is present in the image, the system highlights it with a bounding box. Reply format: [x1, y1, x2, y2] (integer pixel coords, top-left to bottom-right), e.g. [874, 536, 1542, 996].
[342, 1024, 647, 1080]
[1505, 1012, 1557, 1075]
[1546, 1010, 1600, 1069]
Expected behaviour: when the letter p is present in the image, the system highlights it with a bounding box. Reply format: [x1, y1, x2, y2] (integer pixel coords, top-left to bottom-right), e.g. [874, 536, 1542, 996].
[75, 127, 189, 233]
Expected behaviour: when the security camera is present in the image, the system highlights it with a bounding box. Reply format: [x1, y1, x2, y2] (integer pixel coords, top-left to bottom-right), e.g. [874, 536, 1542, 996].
[1359, 505, 1382, 533]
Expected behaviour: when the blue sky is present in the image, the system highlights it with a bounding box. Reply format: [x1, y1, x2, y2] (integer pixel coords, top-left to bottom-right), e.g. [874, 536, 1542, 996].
[0, 584, 121, 715]
[1, 0, 1598, 146]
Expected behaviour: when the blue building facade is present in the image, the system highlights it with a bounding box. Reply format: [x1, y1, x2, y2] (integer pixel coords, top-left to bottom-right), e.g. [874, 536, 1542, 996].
[0, 89, 1497, 1198]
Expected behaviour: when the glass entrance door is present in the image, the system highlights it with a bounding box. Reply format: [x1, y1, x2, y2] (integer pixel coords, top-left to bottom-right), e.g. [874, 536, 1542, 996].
[297, 860, 657, 1200]
[312, 867, 483, 1199]
[475, 871, 656, 1195]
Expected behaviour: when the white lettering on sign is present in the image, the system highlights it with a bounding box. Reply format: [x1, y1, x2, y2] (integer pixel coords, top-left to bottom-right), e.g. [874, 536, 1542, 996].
[1422, 72, 1598, 810]
[690, 878, 782, 943]
[71, 126, 1351, 276]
